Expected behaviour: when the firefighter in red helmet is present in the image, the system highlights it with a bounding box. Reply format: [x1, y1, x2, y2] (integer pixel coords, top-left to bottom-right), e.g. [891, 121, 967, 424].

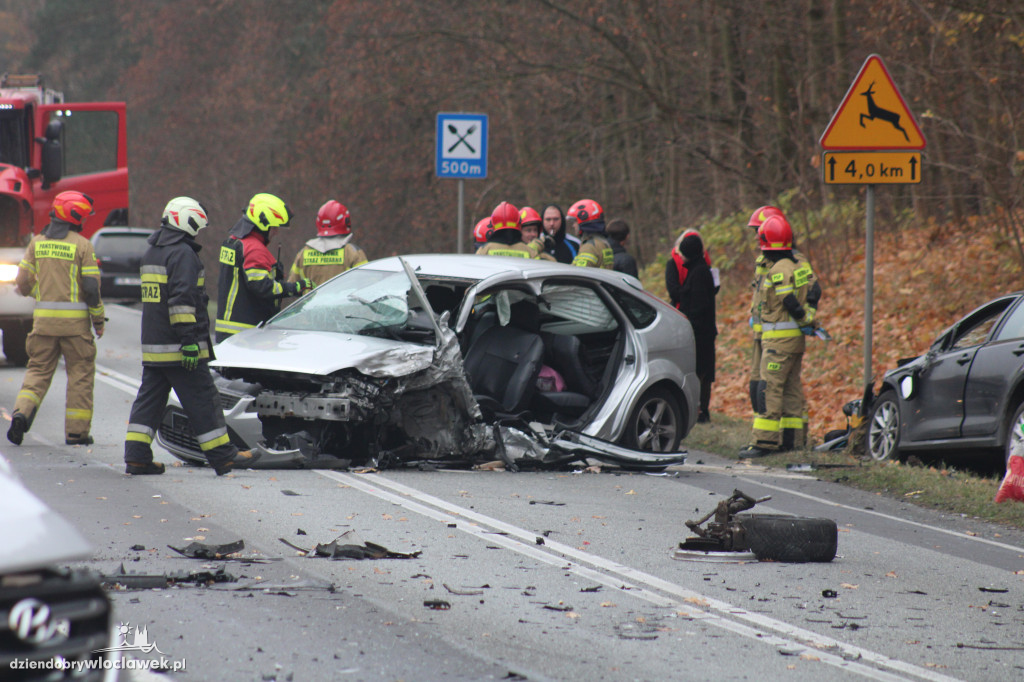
[7, 191, 105, 446]
[567, 199, 614, 269]
[288, 200, 368, 288]
[472, 217, 493, 247]
[740, 214, 819, 457]
[476, 201, 548, 258]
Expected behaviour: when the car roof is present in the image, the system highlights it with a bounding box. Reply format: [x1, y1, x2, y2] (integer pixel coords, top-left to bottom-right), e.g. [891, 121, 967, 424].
[362, 254, 644, 288]
[91, 226, 156, 239]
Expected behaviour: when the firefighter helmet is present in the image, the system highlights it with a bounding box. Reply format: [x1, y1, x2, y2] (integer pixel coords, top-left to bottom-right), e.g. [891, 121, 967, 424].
[162, 197, 209, 237]
[491, 201, 521, 232]
[758, 214, 793, 251]
[748, 205, 784, 229]
[567, 199, 604, 231]
[519, 206, 542, 227]
[316, 200, 352, 237]
[50, 191, 95, 227]
[473, 217, 492, 244]
[246, 193, 292, 231]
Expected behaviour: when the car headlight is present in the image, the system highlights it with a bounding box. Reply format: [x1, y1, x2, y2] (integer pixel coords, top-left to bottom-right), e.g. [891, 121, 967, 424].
[0, 263, 19, 282]
[899, 374, 917, 400]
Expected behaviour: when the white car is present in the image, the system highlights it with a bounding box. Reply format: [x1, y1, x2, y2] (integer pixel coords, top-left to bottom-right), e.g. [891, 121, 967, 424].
[0, 453, 120, 679]
[158, 255, 699, 470]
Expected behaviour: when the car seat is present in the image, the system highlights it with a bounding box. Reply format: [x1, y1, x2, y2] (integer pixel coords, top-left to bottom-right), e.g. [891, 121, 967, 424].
[533, 333, 595, 418]
[463, 300, 545, 417]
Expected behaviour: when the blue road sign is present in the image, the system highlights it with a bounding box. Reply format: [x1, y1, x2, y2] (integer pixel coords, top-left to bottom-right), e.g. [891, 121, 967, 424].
[436, 113, 488, 179]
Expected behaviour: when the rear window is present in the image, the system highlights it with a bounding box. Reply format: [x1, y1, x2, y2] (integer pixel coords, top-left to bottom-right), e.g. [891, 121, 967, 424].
[93, 233, 150, 258]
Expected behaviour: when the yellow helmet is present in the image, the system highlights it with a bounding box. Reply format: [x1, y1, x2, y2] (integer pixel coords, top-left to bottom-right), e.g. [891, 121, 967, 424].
[246, 193, 292, 231]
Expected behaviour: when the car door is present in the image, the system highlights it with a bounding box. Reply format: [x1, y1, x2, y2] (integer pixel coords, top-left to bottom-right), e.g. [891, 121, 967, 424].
[904, 299, 1011, 443]
[960, 296, 1024, 438]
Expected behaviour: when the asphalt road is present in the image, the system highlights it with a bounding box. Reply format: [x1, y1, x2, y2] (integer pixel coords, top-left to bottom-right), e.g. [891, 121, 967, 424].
[1, 304, 1023, 681]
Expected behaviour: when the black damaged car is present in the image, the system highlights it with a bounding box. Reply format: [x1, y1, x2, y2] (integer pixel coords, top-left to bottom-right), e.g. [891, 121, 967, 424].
[868, 292, 1024, 466]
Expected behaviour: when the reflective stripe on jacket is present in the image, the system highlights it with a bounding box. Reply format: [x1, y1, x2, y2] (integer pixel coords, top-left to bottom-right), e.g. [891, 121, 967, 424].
[572, 235, 614, 269]
[16, 228, 103, 336]
[289, 241, 368, 286]
[139, 226, 213, 366]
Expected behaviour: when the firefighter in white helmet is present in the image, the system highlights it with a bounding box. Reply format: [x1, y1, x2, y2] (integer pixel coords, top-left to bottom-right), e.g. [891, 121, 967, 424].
[123, 197, 256, 475]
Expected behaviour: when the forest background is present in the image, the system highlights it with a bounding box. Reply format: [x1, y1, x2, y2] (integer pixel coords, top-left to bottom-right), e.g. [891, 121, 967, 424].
[2, 0, 1023, 436]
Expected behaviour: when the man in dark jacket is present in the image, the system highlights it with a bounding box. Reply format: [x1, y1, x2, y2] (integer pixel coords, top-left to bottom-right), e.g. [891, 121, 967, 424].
[215, 192, 310, 342]
[541, 204, 580, 264]
[671, 233, 717, 423]
[124, 197, 256, 476]
[606, 218, 639, 277]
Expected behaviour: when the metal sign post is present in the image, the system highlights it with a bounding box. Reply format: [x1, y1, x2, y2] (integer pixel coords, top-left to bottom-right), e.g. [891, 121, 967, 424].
[819, 55, 925, 390]
[436, 113, 488, 254]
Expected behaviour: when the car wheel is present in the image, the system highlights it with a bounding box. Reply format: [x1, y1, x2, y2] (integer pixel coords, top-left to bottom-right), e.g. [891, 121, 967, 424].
[740, 514, 838, 563]
[867, 389, 901, 461]
[1, 323, 29, 366]
[623, 386, 682, 452]
[1004, 402, 1024, 468]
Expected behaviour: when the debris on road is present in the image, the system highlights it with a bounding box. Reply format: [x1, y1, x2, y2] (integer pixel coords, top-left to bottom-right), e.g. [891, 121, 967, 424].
[424, 600, 451, 610]
[167, 539, 245, 559]
[101, 563, 236, 590]
[278, 529, 422, 559]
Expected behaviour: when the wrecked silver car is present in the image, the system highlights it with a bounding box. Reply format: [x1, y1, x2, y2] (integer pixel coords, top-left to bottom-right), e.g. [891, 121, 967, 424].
[158, 255, 699, 470]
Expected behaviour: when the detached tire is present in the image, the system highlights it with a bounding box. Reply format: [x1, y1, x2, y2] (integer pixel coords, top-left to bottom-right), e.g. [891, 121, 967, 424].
[740, 514, 838, 563]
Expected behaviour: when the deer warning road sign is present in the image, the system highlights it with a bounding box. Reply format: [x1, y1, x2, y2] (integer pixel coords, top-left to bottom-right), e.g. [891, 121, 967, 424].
[820, 55, 925, 151]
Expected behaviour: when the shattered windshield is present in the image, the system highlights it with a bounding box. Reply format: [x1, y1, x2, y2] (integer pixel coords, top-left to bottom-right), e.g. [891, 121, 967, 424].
[268, 268, 420, 338]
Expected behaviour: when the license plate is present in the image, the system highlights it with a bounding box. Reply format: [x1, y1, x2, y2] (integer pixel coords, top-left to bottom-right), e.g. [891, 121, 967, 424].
[114, 276, 141, 286]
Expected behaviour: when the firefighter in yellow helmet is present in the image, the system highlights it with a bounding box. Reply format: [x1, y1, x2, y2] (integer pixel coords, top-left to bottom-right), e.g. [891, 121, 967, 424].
[740, 215, 819, 457]
[215, 193, 311, 342]
[7, 191, 105, 446]
[288, 200, 368, 287]
[567, 199, 614, 269]
[475, 202, 549, 258]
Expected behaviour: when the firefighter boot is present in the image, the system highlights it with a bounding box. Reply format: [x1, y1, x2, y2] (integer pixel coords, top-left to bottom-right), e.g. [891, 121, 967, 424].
[126, 461, 166, 475]
[66, 434, 94, 446]
[212, 450, 259, 476]
[7, 413, 28, 445]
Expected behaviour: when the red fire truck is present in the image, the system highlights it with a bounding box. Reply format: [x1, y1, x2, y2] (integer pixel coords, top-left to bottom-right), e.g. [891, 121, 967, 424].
[0, 73, 129, 364]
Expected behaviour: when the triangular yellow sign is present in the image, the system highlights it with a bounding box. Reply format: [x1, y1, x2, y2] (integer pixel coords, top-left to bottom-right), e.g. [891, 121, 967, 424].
[820, 55, 925, 150]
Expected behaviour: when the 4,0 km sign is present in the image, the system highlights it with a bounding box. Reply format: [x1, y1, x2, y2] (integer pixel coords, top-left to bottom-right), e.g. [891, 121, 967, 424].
[823, 151, 921, 185]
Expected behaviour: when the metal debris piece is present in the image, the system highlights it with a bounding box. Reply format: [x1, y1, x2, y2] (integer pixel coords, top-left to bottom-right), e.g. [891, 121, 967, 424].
[281, 490, 302, 496]
[615, 622, 659, 640]
[279, 530, 421, 560]
[424, 600, 451, 610]
[529, 500, 565, 506]
[579, 586, 602, 593]
[101, 563, 235, 590]
[978, 587, 1009, 593]
[542, 603, 573, 612]
[822, 589, 838, 598]
[443, 583, 485, 596]
[167, 540, 245, 559]
[130, 544, 146, 551]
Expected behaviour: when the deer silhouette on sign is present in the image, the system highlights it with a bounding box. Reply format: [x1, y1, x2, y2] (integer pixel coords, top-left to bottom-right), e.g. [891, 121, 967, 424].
[859, 81, 910, 142]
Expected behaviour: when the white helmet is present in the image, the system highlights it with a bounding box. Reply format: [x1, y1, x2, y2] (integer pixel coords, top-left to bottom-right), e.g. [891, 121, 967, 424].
[162, 196, 209, 236]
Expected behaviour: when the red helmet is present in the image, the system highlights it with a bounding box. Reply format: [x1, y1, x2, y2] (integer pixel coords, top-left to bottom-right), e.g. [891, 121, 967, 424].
[491, 201, 520, 232]
[758, 214, 793, 251]
[473, 217, 493, 244]
[316, 200, 352, 237]
[51, 191, 95, 227]
[748, 205, 784, 229]
[567, 199, 604, 230]
[519, 206, 542, 226]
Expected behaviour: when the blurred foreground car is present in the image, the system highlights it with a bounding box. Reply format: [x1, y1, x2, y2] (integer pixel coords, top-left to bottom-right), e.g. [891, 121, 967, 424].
[158, 255, 699, 470]
[90, 227, 154, 300]
[868, 292, 1024, 465]
[0, 453, 119, 680]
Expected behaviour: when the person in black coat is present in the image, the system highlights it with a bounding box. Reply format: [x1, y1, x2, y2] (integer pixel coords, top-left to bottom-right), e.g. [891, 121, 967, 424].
[666, 232, 717, 423]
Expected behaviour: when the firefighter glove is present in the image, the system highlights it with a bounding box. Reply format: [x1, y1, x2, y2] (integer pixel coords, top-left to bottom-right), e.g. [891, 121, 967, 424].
[181, 343, 200, 371]
[297, 277, 313, 294]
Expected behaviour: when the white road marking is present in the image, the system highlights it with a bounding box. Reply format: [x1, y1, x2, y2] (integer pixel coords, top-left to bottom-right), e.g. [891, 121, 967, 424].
[318, 470, 962, 682]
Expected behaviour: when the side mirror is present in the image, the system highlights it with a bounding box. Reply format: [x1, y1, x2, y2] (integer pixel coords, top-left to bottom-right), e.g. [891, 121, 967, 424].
[40, 120, 63, 187]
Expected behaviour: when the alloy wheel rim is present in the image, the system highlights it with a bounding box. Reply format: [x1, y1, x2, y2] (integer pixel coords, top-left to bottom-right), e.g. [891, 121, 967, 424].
[637, 398, 677, 452]
[869, 401, 899, 460]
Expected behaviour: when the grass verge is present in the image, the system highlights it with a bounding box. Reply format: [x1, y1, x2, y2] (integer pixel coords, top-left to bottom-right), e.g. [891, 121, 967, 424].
[686, 414, 1024, 530]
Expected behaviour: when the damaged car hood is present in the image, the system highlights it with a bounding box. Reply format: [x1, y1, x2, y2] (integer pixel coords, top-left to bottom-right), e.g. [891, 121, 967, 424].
[212, 328, 435, 378]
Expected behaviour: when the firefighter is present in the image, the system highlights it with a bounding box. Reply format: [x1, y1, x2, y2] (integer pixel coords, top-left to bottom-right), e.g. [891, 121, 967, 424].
[6, 191, 104, 446]
[475, 202, 548, 258]
[124, 197, 257, 475]
[472, 217, 492, 247]
[740, 214, 818, 457]
[747, 206, 821, 436]
[567, 199, 614, 269]
[288, 200, 368, 288]
[215, 193, 311, 342]
[519, 207, 556, 261]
